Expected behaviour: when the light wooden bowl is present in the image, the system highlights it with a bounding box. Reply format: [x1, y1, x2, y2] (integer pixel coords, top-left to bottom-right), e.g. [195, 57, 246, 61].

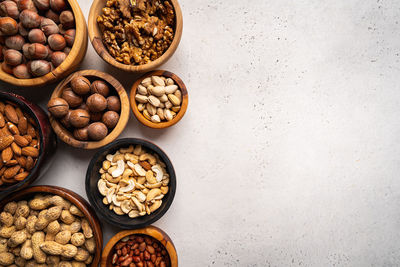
[88, 0, 183, 73]
[49, 70, 130, 149]
[0, 0, 88, 87]
[130, 70, 188, 129]
[0, 185, 103, 267]
[101, 226, 178, 267]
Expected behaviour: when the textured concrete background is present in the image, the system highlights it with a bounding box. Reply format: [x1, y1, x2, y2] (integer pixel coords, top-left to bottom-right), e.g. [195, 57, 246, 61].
[3, 0, 400, 266]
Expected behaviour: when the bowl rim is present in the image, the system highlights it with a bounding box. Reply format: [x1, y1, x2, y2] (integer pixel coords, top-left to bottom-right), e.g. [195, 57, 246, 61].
[0, 92, 47, 193]
[130, 70, 189, 129]
[49, 69, 130, 150]
[88, 0, 183, 73]
[85, 138, 177, 229]
[101, 226, 178, 267]
[0, 0, 88, 87]
[0, 185, 103, 267]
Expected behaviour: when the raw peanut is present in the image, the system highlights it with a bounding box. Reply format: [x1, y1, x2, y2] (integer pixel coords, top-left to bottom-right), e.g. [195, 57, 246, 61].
[14, 216, 27, 230]
[28, 198, 50, 210]
[0, 251, 14, 265]
[7, 229, 27, 247]
[4, 104, 18, 124]
[55, 230, 71, 245]
[20, 240, 33, 260]
[21, 146, 38, 157]
[84, 237, 95, 254]
[0, 135, 14, 150]
[14, 135, 29, 147]
[3, 201, 17, 215]
[73, 248, 89, 261]
[0, 212, 13, 226]
[11, 142, 21, 156]
[81, 219, 92, 239]
[0, 225, 16, 238]
[70, 232, 85, 247]
[61, 244, 78, 258]
[60, 210, 75, 224]
[69, 205, 84, 217]
[45, 220, 60, 241]
[40, 241, 63, 255]
[31, 231, 46, 263]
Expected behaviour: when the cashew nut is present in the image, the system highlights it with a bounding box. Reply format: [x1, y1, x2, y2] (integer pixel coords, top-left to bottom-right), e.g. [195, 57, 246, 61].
[112, 160, 125, 178]
[146, 189, 162, 203]
[97, 180, 108, 196]
[151, 165, 164, 182]
[119, 180, 135, 193]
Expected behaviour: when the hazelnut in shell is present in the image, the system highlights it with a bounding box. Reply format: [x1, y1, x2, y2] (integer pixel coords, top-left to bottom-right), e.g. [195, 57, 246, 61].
[28, 59, 51, 76]
[48, 33, 66, 51]
[64, 28, 75, 47]
[40, 18, 59, 36]
[102, 111, 119, 129]
[0, 17, 18, 36]
[1, 62, 13, 74]
[5, 34, 25, 50]
[59, 10, 74, 29]
[45, 9, 59, 23]
[18, 22, 29, 37]
[47, 97, 69, 118]
[0, 1, 20, 20]
[4, 49, 22, 66]
[13, 64, 31, 79]
[90, 80, 109, 97]
[63, 46, 70, 55]
[90, 112, 102, 122]
[107, 96, 121, 112]
[73, 126, 89, 141]
[28, 28, 46, 44]
[70, 75, 90, 95]
[87, 122, 108, 141]
[33, 0, 50, 11]
[50, 51, 66, 67]
[49, 0, 67, 12]
[86, 93, 107, 113]
[19, 9, 41, 29]
[18, 0, 38, 12]
[27, 43, 48, 59]
[78, 103, 89, 112]
[60, 109, 71, 128]
[69, 109, 90, 128]
[61, 87, 82, 108]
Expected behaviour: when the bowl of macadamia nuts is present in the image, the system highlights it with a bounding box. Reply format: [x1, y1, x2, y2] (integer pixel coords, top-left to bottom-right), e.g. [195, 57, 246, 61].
[0, 185, 103, 266]
[130, 70, 188, 129]
[0, 0, 88, 87]
[47, 70, 130, 150]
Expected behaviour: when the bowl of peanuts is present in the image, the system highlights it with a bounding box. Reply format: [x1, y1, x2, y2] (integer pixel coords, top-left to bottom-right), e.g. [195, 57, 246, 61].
[101, 226, 178, 267]
[0, 185, 103, 266]
[0, 91, 57, 201]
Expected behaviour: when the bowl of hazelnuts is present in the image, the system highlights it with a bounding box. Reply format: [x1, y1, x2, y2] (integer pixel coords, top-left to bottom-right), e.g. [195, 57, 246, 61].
[47, 69, 130, 149]
[0, 0, 88, 87]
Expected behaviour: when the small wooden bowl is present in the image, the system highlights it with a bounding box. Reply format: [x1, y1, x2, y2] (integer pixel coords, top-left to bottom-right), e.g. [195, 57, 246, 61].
[49, 69, 130, 150]
[0, 92, 57, 201]
[85, 138, 177, 229]
[0, 185, 103, 266]
[101, 226, 178, 267]
[0, 0, 88, 87]
[88, 0, 183, 73]
[130, 70, 188, 129]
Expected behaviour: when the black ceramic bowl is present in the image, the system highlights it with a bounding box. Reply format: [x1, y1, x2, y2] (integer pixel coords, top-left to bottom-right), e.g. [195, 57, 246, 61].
[0, 92, 57, 201]
[85, 138, 176, 229]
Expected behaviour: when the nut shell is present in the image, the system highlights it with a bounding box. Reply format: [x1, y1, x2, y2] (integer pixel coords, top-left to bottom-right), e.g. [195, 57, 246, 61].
[27, 59, 51, 76]
[106, 96, 121, 112]
[50, 51, 66, 67]
[49, 0, 67, 12]
[90, 80, 109, 97]
[70, 75, 90, 95]
[69, 109, 90, 128]
[61, 88, 82, 108]
[28, 28, 46, 44]
[47, 97, 69, 118]
[19, 9, 40, 28]
[64, 28, 75, 47]
[4, 49, 22, 66]
[86, 93, 107, 113]
[59, 10, 74, 29]
[0, 17, 18, 36]
[73, 126, 89, 141]
[87, 122, 108, 141]
[13, 64, 31, 79]
[48, 33, 66, 51]
[102, 111, 119, 129]
[5, 34, 25, 50]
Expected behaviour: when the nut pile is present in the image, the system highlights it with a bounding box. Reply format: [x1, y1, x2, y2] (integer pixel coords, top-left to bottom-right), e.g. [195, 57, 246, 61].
[47, 75, 121, 141]
[97, 145, 170, 218]
[135, 75, 181, 123]
[97, 0, 175, 65]
[0, 0, 76, 79]
[111, 234, 170, 267]
[0, 194, 96, 266]
[0, 101, 39, 187]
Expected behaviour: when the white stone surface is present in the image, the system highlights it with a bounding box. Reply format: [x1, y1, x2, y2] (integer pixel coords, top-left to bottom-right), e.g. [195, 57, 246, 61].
[2, 0, 400, 266]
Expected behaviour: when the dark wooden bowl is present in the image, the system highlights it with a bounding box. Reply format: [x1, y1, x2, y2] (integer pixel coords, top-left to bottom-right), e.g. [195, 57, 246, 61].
[85, 138, 177, 229]
[0, 185, 103, 266]
[0, 92, 57, 201]
[130, 70, 189, 129]
[88, 0, 183, 73]
[101, 226, 178, 267]
[49, 70, 130, 149]
[0, 0, 88, 87]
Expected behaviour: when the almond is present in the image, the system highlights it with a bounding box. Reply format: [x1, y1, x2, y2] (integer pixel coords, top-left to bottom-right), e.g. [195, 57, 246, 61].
[5, 160, 17, 166]
[18, 117, 28, 135]
[4, 104, 18, 124]
[15, 107, 23, 119]
[14, 135, 29, 147]
[139, 161, 152, 171]
[27, 123, 36, 138]
[25, 156, 34, 170]
[11, 142, 21, 156]
[23, 135, 32, 143]
[14, 172, 29, 181]
[0, 113, 4, 128]
[0, 135, 14, 150]
[2, 146, 13, 163]
[15, 156, 26, 167]
[7, 122, 19, 135]
[4, 165, 20, 179]
[22, 147, 39, 157]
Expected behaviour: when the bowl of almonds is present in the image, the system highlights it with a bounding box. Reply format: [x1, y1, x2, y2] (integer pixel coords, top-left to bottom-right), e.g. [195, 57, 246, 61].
[85, 138, 176, 229]
[130, 70, 188, 129]
[0, 91, 56, 201]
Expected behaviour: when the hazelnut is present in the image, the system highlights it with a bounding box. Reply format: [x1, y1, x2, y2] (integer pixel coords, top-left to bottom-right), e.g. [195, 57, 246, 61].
[102, 111, 119, 129]
[90, 80, 109, 97]
[60, 109, 71, 128]
[47, 97, 69, 118]
[61, 87, 82, 108]
[48, 33, 66, 51]
[33, 0, 50, 11]
[78, 103, 88, 111]
[18, 0, 38, 12]
[45, 9, 59, 23]
[70, 75, 90, 95]
[64, 28, 75, 47]
[90, 112, 102, 122]
[5, 34, 25, 50]
[73, 126, 89, 141]
[63, 46, 70, 55]
[28, 28, 46, 44]
[0, 17, 18, 36]
[4, 49, 22, 66]
[59, 10, 74, 29]
[40, 17, 58, 36]
[50, 51, 66, 67]
[107, 96, 121, 112]
[0, 1, 20, 20]
[86, 93, 107, 113]
[27, 43, 48, 59]
[87, 122, 108, 141]
[49, 0, 66, 12]
[27, 59, 51, 76]
[69, 109, 90, 128]
[18, 22, 28, 37]
[19, 9, 41, 28]
[13, 64, 31, 79]
[2, 62, 13, 74]
[45, 44, 53, 60]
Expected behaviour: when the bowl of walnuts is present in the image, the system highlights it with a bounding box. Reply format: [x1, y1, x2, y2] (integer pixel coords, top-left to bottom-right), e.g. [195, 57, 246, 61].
[0, 0, 88, 87]
[47, 69, 130, 149]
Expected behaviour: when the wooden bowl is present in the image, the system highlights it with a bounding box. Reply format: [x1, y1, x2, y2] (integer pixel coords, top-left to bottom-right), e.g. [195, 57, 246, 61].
[88, 0, 183, 73]
[49, 69, 130, 149]
[0, 185, 103, 266]
[85, 138, 177, 229]
[101, 226, 178, 267]
[0, 0, 88, 87]
[130, 70, 188, 129]
[0, 92, 57, 201]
